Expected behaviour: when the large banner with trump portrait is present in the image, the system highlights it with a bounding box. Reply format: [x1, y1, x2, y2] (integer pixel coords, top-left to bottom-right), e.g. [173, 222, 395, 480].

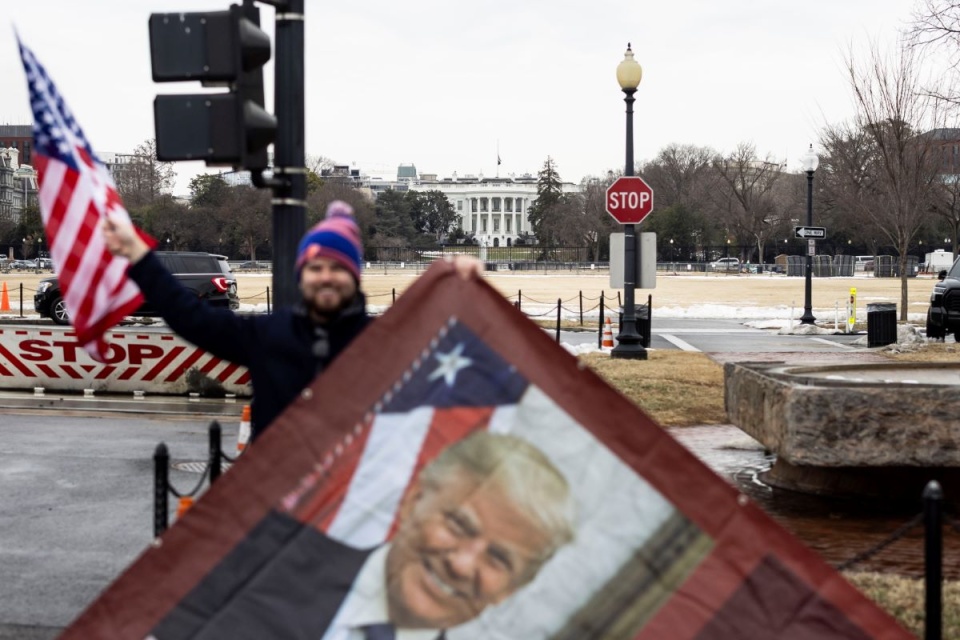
[62, 261, 910, 639]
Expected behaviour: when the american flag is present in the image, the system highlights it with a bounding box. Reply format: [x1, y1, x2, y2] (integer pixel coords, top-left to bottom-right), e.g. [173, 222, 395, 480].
[282, 321, 531, 547]
[18, 39, 151, 361]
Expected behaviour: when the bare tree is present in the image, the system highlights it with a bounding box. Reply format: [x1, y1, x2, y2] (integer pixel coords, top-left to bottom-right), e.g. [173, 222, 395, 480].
[306, 181, 375, 245]
[909, 0, 960, 104]
[305, 154, 337, 175]
[931, 172, 960, 256]
[837, 42, 944, 319]
[219, 186, 271, 262]
[709, 143, 789, 263]
[579, 175, 621, 261]
[641, 143, 716, 212]
[113, 139, 176, 208]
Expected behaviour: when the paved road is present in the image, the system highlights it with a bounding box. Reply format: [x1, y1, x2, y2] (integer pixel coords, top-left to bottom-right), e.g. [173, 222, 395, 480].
[0, 409, 238, 639]
[557, 317, 867, 353]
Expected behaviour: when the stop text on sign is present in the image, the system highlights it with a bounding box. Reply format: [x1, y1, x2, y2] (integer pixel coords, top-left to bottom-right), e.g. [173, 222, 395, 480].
[608, 191, 651, 210]
[18, 339, 164, 364]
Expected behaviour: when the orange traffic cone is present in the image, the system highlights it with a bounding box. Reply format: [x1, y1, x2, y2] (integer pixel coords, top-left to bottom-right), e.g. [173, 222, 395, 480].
[602, 317, 615, 348]
[176, 495, 194, 519]
[237, 405, 252, 455]
[0, 282, 9, 312]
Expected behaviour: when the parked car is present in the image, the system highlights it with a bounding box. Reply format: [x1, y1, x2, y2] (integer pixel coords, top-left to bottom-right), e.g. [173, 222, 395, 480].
[926, 255, 960, 339]
[237, 260, 266, 271]
[34, 252, 238, 326]
[708, 257, 741, 272]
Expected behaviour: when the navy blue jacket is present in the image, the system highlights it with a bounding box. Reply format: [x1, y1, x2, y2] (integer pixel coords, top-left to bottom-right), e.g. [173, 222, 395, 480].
[129, 252, 372, 439]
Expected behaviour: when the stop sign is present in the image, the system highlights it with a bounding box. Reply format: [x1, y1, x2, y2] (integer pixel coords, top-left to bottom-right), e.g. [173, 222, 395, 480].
[605, 176, 654, 224]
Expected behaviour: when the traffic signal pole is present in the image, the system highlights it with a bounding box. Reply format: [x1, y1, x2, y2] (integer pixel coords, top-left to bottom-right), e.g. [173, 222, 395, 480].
[149, 0, 302, 307]
[256, 0, 306, 308]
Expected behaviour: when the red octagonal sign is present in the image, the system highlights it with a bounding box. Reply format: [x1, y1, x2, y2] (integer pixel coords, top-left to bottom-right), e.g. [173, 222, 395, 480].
[605, 176, 654, 225]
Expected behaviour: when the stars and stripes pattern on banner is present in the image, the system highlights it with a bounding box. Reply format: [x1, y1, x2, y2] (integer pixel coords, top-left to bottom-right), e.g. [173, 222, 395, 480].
[283, 320, 529, 548]
[17, 39, 152, 361]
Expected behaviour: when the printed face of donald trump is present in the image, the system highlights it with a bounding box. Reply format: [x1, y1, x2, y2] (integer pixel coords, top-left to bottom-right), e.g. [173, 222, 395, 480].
[384, 469, 552, 630]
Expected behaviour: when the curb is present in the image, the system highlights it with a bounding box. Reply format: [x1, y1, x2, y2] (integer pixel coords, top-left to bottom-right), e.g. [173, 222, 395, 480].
[0, 391, 246, 418]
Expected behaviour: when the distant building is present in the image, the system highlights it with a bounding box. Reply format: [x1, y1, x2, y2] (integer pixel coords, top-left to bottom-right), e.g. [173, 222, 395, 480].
[221, 169, 253, 187]
[0, 147, 38, 222]
[407, 170, 579, 247]
[923, 128, 960, 175]
[306, 161, 580, 245]
[0, 125, 33, 167]
[99, 151, 152, 190]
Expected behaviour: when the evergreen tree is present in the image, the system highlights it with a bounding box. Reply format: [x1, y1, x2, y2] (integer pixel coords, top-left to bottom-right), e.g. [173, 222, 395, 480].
[372, 189, 416, 244]
[406, 190, 458, 241]
[527, 156, 565, 244]
[189, 173, 230, 208]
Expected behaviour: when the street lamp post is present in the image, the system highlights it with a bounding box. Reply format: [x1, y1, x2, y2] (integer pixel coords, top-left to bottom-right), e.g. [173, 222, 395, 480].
[800, 144, 819, 325]
[611, 43, 646, 360]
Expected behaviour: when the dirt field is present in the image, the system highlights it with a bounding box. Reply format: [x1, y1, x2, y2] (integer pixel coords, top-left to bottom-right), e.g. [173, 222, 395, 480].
[0, 267, 936, 316]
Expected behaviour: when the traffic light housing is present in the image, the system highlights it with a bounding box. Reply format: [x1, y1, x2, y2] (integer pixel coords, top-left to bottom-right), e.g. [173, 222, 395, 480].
[149, 2, 276, 169]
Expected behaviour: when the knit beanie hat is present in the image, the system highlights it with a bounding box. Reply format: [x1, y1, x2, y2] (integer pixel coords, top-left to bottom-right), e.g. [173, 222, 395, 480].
[295, 200, 363, 282]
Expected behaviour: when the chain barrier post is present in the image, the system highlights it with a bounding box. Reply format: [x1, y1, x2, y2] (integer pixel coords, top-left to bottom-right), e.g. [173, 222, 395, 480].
[517, 289, 521, 312]
[154, 443, 169, 538]
[555, 298, 561, 343]
[266, 286, 271, 314]
[924, 480, 943, 640]
[579, 290, 583, 326]
[209, 421, 222, 485]
[392, 288, 396, 304]
[599, 293, 605, 349]
[20, 282, 24, 318]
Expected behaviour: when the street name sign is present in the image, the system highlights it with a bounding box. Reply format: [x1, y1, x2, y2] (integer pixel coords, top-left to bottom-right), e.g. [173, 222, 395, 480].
[795, 226, 826, 239]
[606, 176, 654, 225]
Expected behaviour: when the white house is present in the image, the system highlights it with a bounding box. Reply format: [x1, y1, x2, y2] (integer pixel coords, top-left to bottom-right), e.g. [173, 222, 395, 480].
[406, 170, 579, 247]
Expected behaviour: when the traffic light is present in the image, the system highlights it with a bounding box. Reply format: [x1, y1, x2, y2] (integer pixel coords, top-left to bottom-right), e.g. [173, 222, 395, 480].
[149, 1, 276, 169]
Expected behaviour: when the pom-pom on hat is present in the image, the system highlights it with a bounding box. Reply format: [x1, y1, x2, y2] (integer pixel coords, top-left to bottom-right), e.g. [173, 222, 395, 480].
[295, 200, 363, 282]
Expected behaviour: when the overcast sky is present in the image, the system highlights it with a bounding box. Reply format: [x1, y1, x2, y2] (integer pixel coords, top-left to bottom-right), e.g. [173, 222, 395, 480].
[2, 1, 927, 195]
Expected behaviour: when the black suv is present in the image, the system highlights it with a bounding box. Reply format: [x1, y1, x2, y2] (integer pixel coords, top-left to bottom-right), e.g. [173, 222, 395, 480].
[927, 256, 960, 339]
[35, 252, 239, 325]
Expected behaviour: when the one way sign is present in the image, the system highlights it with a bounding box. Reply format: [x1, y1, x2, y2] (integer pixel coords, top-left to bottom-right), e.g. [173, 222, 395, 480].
[795, 226, 826, 239]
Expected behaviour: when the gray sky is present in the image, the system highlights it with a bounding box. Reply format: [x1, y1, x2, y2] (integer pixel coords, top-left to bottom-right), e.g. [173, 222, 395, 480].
[2, 1, 924, 195]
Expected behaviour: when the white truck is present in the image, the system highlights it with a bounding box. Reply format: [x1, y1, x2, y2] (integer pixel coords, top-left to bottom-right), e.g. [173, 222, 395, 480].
[924, 249, 955, 274]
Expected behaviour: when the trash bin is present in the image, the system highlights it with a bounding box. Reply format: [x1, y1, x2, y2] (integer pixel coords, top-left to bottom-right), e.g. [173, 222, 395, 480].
[866, 302, 897, 347]
[619, 305, 651, 348]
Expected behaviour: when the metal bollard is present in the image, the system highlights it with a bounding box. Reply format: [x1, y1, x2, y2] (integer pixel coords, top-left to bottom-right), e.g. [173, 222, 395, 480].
[924, 480, 943, 640]
[154, 443, 170, 538]
[266, 286, 271, 314]
[209, 421, 222, 485]
[598, 294, 605, 349]
[555, 298, 561, 344]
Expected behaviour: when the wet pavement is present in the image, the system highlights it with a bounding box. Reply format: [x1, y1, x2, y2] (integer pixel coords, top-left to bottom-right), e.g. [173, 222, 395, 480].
[671, 425, 960, 578]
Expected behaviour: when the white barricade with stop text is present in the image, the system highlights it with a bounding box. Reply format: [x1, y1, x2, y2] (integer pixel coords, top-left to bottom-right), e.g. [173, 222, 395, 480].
[0, 326, 252, 396]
